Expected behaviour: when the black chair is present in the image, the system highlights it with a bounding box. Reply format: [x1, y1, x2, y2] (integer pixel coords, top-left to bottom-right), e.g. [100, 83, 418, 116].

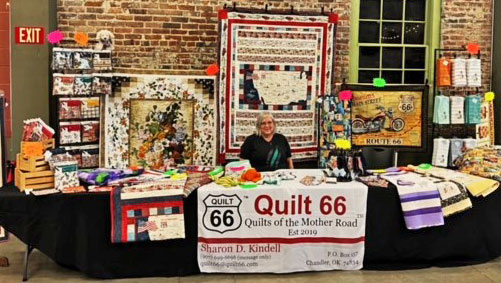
[361, 147, 395, 170]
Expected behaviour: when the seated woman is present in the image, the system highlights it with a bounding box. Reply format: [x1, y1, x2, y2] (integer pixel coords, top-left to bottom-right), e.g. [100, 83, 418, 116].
[240, 112, 294, 171]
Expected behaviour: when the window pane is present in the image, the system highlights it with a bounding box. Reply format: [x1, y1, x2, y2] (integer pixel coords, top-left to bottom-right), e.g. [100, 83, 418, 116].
[382, 22, 402, 43]
[360, 0, 381, 20]
[359, 70, 380, 83]
[405, 47, 426, 69]
[359, 21, 380, 43]
[406, 0, 426, 21]
[404, 71, 426, 84]
[382, 47, 403, 68]
[404, 23, 425, 44]
[383, 0, 403, 20]
[382, 70, 402, 84]
[359, 47, 380, 68]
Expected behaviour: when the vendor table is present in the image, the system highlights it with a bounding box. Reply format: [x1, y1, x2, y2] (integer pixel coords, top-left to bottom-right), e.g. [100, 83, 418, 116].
[0, 173, 501, 279]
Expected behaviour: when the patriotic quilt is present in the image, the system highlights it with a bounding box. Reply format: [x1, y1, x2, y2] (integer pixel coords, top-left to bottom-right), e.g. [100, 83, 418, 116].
[102, 74, 216, 169]
[217, 10, 337, 161]
[111, 179, 186, 243]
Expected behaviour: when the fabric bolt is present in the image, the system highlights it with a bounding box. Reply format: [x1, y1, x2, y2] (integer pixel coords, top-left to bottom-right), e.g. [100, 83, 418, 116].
[73, 51, 93, 70]
[466, 58, 482, 87]
[449, 138, 464, 167]
[452, 58, 467, 87]
[436, 58, 452, 87]
[93, 50, 113, 71]
[381, 172, 444, 230]
[52, 48, 73, 70]
[53, 74, 75, 95]
[465, 95, 482, 124]
[433, 95, 450, 124]
[111, 179, 186, 243]
[74, 75, 93, 95]
[59, 122, 81, 144]
[59, 99, 82, 120]
[432, 138, 450, 167]
[449, 96, 465, 124]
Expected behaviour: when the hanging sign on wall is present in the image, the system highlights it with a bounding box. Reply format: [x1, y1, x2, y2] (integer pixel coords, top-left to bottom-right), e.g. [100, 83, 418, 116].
[15, 27, 45, 44]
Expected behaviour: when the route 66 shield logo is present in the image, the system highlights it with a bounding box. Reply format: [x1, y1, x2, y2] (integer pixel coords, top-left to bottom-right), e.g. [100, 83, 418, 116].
[398, 95, 415, 113]
[202, 194, 242, 234]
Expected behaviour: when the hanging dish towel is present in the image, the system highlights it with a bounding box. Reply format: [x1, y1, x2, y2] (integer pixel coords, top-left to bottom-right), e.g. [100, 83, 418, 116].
[432, 138, 450, 167]
[436, 58, 452, 87]
[465, 95, 482, 124]
[452, 58, 467, 87]
[433, 95, 450, 124]
[449, 96, 465, 124]
[466, 58, 482, 87]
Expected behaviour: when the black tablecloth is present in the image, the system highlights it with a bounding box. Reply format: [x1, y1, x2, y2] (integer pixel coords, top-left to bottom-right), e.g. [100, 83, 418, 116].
[0, 184, 500, 278]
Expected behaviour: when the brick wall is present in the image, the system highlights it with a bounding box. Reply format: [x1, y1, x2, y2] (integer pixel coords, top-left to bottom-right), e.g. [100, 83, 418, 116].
[57, 0, 493, 87]
[441, 0, 493, 89]
[57, 0, 351, 79]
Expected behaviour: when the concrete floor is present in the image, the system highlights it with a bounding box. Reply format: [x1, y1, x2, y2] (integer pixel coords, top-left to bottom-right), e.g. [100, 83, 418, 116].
[1, 235, 501, 283]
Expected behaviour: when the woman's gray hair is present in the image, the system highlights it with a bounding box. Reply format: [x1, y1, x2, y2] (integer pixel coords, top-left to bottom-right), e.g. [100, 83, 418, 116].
[255, 112, 276, 136]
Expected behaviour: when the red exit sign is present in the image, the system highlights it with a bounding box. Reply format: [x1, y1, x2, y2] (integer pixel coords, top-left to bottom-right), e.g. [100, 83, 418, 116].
[15, 27, 45, 44]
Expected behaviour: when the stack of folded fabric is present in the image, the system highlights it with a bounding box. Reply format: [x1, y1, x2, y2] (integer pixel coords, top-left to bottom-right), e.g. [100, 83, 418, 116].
[455, 146, 501, 182]
[409, 164, 499, 197]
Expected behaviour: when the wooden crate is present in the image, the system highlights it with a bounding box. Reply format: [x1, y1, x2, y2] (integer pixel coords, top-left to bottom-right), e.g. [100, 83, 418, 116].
[20, 139, 55, 157]
[15, 169, 55, 192]
[17, 154, 50, 172]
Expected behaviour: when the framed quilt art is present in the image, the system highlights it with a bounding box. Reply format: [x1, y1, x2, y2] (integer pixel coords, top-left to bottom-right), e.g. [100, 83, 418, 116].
[348, 85, 428, 149]
[102, 75, 216, 169]
[217, 10, 338, 161]
[129, 99, 194, 169]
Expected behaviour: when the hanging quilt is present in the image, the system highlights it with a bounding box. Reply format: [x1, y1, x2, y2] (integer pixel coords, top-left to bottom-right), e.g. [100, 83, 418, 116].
[318, 93, 352, 167]
[129, 99, 194, 169]
[217, 10, 337, 161]
[102, 74, 217, 169]
[111, 179, 186, 243]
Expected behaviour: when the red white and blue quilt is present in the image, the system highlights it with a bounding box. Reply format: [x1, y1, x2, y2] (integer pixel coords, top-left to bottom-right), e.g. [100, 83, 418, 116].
[217, 10, 337, 161]
[111, 179, 186, 243]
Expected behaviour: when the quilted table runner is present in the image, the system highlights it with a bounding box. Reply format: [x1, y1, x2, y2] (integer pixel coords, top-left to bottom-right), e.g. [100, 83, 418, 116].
[111, 179, 186, 243]
[217, 10, 337, 161]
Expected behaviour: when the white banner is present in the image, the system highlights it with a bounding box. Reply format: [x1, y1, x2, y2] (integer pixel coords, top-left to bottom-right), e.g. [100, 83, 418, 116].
[197, 170, 368, 273]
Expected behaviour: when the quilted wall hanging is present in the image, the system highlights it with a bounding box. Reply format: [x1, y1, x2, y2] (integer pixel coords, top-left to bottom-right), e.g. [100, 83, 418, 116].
[102, 75, 216, 169]
[348, 85, 428, 149]
[217, 10, 337, 161]
[111, 179, 186, 243]
[129, 99, 194, 169]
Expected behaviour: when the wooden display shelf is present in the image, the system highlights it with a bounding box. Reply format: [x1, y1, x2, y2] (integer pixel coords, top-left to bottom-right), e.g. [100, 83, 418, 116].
[16, 154, 50, 172]
[15, 168, 55, 192]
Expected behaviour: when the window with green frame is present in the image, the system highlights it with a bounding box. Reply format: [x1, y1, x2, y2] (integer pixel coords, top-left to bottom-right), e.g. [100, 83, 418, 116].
[349, 0, 440, 85]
